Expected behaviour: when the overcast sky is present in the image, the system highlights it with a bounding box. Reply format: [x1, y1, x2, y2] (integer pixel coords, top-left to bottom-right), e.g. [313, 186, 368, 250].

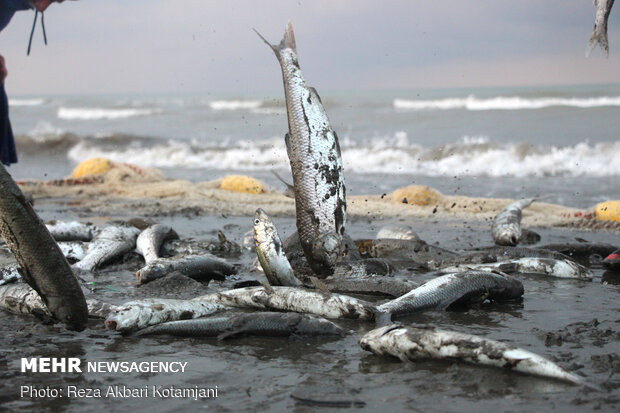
[1, 0, 619, 96]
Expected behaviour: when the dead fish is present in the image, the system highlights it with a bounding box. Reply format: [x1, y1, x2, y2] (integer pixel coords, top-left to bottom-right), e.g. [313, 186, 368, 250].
[136, 224, 179, 264]
[242, 229, 256, 251]
[0, 263, 21, 285]
[45, 220, 100, 242]
[256, 22, 346, 276]
[161, 232, 241, 258]
[319, 276, 417, 298]
[136, 254, 236, 285]
[284, 231, 361, 276]
[376, 271, 523, 321]
[195, 285, 376, 320]
[331, 258, 394, 278]
[588, 0, 615, 56]
[104, 298, 229, 332]
[253, 208, 302, 286]
[376, 224, 420, 241]
[431, 246, 576, 269]
[0, 164, 88, 331]
[492, 198, 535, 246]
[0, 282, 116, 319]
[57, 241, 89, 262]
[359, 325, 596, 388]
[357, 239, 456, 270]
[538, 242, 618, 266]
[136, 311, 344, 338]
[72, 225, 141, 275]
[437, 257, 593, 280]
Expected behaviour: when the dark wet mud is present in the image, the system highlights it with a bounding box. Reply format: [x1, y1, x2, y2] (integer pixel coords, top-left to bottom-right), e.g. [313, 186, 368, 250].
[0, 200, 619, 412]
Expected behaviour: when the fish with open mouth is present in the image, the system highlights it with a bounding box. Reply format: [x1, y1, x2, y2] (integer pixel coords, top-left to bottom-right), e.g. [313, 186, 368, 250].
[492, 198, 535, 246]
[255, 22, 346, 276]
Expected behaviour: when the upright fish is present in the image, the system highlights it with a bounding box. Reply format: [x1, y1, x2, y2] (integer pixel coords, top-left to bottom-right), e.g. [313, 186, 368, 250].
[0, 164, 88, 330]
[492, 198, 535, 246]
[255, 22, 346, 276]
[253, 208, 303, 286]
[359, 325, 594, 387]
[588, 0, 616, 56]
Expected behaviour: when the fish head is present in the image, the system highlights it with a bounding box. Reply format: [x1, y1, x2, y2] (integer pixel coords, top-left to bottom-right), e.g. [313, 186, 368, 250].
[311, 232, 343, 274]
[253, 209, 277, 247]
[359, 324, 404, 350]
[47, 296, 88, 332]
[495, 228, 520, 246]
[104, 304, 141, 331]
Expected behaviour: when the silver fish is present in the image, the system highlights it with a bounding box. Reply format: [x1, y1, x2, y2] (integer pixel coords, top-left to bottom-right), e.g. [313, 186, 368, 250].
[437, 257, 593, 280]
[136, 254, 236, 285]
[57, 241, 89, 262]
[45, 220, 100, 242]
[0, 164, 88, 330]
[0, 263, 21, 285]
[430, 246, 575, 270]
[376, 224, 420, 241]
[242, 229, 256, 251]
[360, 325, 592, 387]
[72, 225, 140, 274]
[492, 198, 535, 246]
[320, 276, 417, 298]
[588, 0, 615, 56]
[195, 286, 376, 320]
[376, 271, 523, 320]
[256, 22, 346, 276]
[357, 238, 456, 270]
[254, 208, 302, 287]
[136, 224, 179, 264]
[136, 311, 344, 338]
[105, 298, 229, 332]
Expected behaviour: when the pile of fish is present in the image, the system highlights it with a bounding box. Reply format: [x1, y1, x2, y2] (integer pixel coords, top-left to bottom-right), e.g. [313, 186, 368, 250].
[1, 22, 618, 392]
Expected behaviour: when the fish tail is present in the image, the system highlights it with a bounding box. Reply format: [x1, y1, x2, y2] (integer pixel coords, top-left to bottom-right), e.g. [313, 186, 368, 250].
[587, 26, 610, 57]
[374, 310, 393, 327]
[254, 21, 297, 58]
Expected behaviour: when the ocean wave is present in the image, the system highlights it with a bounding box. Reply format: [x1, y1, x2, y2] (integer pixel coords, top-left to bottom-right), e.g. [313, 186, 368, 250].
[209, 100, 263, 111]
[57, 107, 162, 120]
[394, 95, 620, 111]
[9, 98, 45, 106]
[61, 132, 620, 178]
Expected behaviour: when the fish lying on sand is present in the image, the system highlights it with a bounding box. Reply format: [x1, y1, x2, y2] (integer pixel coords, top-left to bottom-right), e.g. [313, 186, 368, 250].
[161, 231, 241, 258]
[376, 271, 523, 321]
[136, 311, 345, 338]
[0, 164, 88, 331]
[318, 276, 418, 298]
[492, 198, 535, 246]
[256, 22, 347, 276]
[437, 257, 593, 280]
[136, 254, 236, 285]
[539, 242, 618, 266]
[588, 0, 615, 56]
[45, 220, 100, 242]
[72, 225, 141, 275]
[430, 246, 576, 270]
[376, 224, 420, 241]
[195, 285, 376, 320]
[359, 325, 594, 387]
[253, 208, 302, 287]
[0, 282, 117, 320]
[136, 224, 179, 264]
[105, 298, 230, 332]
[356, 239, 456, 270]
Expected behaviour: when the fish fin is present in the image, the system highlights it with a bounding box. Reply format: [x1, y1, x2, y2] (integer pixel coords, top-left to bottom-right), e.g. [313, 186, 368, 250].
[217, 328, 244, 341]
[310, 276, 331, 295]
[253, 21, 296, 57]
[308, 87, 323, 104]
[284, 132, 294, 162]
[272, 171, 295, 197]
[587, 26, 610, 57]
[375, 311, 393, 327]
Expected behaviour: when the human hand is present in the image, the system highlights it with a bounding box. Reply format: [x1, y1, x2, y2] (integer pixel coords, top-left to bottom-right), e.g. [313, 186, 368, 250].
[29, 0, 66, 13]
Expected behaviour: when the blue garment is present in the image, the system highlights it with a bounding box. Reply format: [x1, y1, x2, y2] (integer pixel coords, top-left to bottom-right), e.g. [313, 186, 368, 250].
[0, 0, 32, 165]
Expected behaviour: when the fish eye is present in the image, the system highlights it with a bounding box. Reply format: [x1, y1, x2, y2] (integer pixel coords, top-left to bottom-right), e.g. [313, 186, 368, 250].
[254, 219, 260, 225]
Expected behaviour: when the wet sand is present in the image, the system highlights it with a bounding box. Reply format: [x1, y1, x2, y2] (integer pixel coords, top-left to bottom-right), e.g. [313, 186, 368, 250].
[0, 181, 619, 412]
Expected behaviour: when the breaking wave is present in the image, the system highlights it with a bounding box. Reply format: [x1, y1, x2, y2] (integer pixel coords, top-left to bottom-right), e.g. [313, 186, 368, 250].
[38, 131, 618, 178]
[394, 95, 620, 111]
[9, 98, 45, 106]
[209, 100, 263, 111]
[57, 107, 162, 120]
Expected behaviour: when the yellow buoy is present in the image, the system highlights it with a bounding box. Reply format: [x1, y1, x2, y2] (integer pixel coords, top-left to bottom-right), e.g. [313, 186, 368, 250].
[389, 185, 442, 206]
[219, 175, 265, 194]
[70, 158, 112, 179]
[594, 201, 620, 222]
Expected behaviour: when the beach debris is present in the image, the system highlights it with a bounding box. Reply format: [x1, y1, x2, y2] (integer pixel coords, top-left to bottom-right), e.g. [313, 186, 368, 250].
[587, 0, 615, 57]
[436, 257, 594, 280]
[72, 225, 141, 275]
[388, 185, 442, 206]
[136, 224, 179, 264]
[359, 325, 593, 387]
[0, 164, 88, 331]
[136, 311, 345, 338]
[195, 285, 376, 320]
[256, 22, 347, 276]
[219, 175, 266, 194]
[376, 271, 523, 321]
[376, 224, 420, 241]
[593, 200, 620, 222]
[136, 254, 236, 285]
[105, 298, 230, 332]
[492, 198, 535, 246]
[45, 220, 100, 242]
[602, 249, 620, 272]
[254, 208, 303, 286]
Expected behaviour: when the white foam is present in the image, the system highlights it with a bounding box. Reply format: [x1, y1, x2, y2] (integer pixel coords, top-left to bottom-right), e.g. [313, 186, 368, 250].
[57, 107, 162, 120]
[66, 132, 620, 178]
[9, 98, 45, 106]
[209, 100, 263, 111]
[394, 95, 620, 111]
